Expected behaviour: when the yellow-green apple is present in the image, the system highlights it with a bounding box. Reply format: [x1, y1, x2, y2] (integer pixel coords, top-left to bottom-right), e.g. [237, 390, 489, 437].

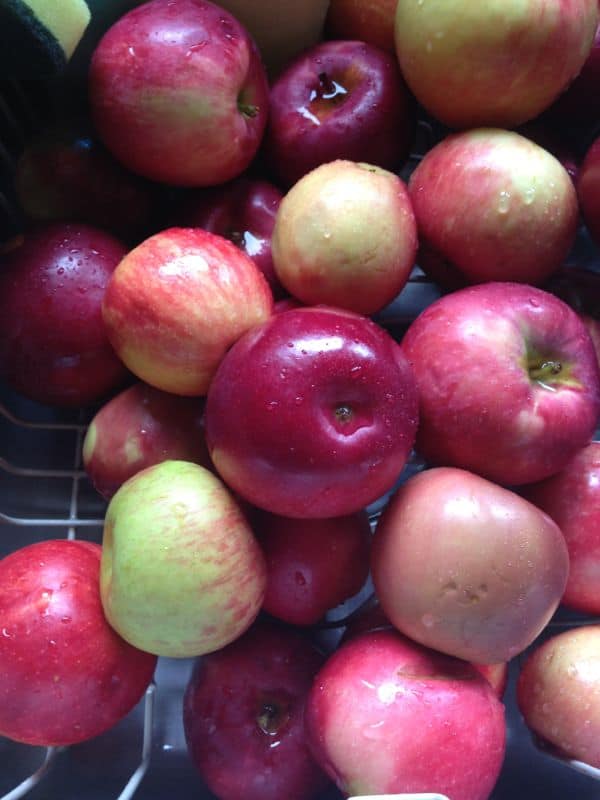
[0, 222, 129, 408]
[83, 381, 211, 499]
[271, 160, 417, 315]
[517, 625, 600, 768]
[394, 0, 598, 129]
[252, 509, 371, 626]
[408, 129, 578, 287]
[521, 442, 600, 615]
[0, 540, 156, 746]
[326, 0, 398, 53]
[205, 306, 419, 518]
[304, 629, 506, 799]
[101, 227, 273, 396]
[401, 282, 600, 486]
[264, 39, 415, 188]
[371, 467, 569, 664]
[100, 460, 267, 658]
[577, 135, 600, 247]
[88, 0, 269, 187]
[183, 620, 330, 800]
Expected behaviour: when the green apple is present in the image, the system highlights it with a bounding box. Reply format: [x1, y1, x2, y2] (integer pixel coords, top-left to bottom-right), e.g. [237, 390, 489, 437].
[100, 460, 267, 658]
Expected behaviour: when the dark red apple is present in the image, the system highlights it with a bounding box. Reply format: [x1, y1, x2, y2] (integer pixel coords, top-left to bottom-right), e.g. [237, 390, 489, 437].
[0, 222, 129, 408]
[543, 22, 600, 125]
[183, 619, 330, 800]
[205, 306, 419, 518]
[0, 539, 157, 746]
[325, 0, 398, 53]
[264, 39, 415, 187]
[577, 135, 600, 247]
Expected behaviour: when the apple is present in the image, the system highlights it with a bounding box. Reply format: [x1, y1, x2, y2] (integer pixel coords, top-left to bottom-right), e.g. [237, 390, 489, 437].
[543, 22, 600, 125]
[400, 282, 600, 486]
[577, 134, 600, 247]
[408, 129, 578, 287]
[543, 267, 600, 366]
[101, 227, 273, 396]
[517, 625, 600, 769]
[0, 539, 156, 747]
[88, 0, 269, 187]
[394, 0, 599, 129]
[0, 221, 129, 408]
[371, 466, 569, 664]
[304, 629, 506, 799]
[183, 619, 330, 800]
[271, 160, 417, 315]
[252, 508, 372, 626]
[520, 441, 600, 615]
[83, 381, 211, 499]
[100, 460, 267, 658]
[205, 306, 419, 518]
[172, 176, 285, 297]
[325, 0, 398, 53]
[264, 39, 415, 188]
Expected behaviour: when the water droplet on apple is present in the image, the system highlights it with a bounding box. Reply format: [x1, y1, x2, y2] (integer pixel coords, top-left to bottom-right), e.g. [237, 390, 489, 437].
[1, 628, 11, 638]
[497, 191, 511, 214]
[421, 613, 435, 628]
[266, 400, 279, 411]
[294, 395, 303, 405]
[61, 616, 72, 624]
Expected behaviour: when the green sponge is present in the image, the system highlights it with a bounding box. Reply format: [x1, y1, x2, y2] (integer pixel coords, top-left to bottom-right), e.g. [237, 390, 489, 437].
[0, 0, 91, 77]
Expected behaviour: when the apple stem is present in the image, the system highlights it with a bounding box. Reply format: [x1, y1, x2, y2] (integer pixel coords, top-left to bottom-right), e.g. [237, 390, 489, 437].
[529, 360, 562, 383]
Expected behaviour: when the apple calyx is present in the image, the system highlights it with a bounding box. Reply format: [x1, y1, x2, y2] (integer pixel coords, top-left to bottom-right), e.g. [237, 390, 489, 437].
[528, 358, 563, 386]
[334, 404, 354, 424]
[256, 694, 291, 736]
[237, 90, 260, 118]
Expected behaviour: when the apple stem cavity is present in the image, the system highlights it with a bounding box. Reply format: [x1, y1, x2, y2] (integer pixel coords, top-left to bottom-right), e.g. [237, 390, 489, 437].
[334, 404, 354, 424]
[529, 359, 563, 386]
[257, 699, 290, 735]
[237, 94, 260, 118]
[313, 72, 348, 103]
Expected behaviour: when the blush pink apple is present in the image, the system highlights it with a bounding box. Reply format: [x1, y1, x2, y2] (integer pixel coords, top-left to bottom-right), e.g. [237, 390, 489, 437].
[88, 0, 269, 187]
[325, 0, 397, 52]
[102, 227, 273, 396]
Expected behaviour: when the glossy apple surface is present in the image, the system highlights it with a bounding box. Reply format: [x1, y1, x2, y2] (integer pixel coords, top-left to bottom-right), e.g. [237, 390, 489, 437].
[577, 135, 600, 247]
[304, 629, 506, 799]
[521, 442, 600, 615]
[102, 227, 273, 396]
[183, 620, 330, 800]
[325, 0, 397, 52]
[371, 467, 569, 663]
[205, 306, 419, 518]
[0, 222, 129, 408]
[271, 160, 417, 315]
[395, 0, 598, 128]
[88, 0, 269, 186]
[265, 39, 414, 187]
[517, 625, 600, 768]
[83, 382, 211, 499]
[409, 129, 578, 286]
[252, 509, 371, 625]
[100, 460, 267, 657]
[401, 282, 600, 486]
[0, 540, 157, 746]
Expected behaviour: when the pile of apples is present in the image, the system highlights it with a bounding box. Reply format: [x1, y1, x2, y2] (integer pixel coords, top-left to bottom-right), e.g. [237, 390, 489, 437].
[2, 0, 600, 798]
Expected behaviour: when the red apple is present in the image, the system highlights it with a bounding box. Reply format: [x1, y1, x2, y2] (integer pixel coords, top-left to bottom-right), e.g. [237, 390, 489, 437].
[271, 160, 417, 315]
[88, 0, 269, 187]
[0, 539, 157, 746]
[401, 282, 600, 486]
[394, 0, 599, 129]
[325, 0, 398, 53]
[577, 134, 600, 247]
[304, 629, 506, 799]
[521, 441, 600, 615]
[409, 129, 578, 287]
[0, 222, 129, 408]
[83, 381, 211, 499]
[543, 266, 600, 366]
[205, 306, 419, 518]
[371, 467, 569, 664]
[517, 625, 600, 769]
[183, 619, 330, 800]
[252, 509, 371, 626]
[101, 227, 273, 396]
[264, 39, 415, 187]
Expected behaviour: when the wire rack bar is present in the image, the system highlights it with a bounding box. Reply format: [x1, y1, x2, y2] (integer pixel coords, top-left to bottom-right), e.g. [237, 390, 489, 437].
[1, 747, 61, 800]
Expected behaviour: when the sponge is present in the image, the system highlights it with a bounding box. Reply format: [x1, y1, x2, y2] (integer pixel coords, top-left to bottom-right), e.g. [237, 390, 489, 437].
[0, 0, 91, 77]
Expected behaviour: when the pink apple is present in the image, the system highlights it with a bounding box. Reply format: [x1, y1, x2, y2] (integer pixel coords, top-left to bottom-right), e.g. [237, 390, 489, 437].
[264, 39, 415, 187]
[304, 629, 506, 799]
[521, 441, 600, 615]
[205, 306, 419, 518]
[409, 129, 578, 287]
[183, 619, 330, 800]
[517, 625, 600, 768]
[83, 381, 211, 499]
[371, 467, 569, 664]
[0, 222, 129, 408]
[577, 134, 600, 247]
[394, 0, 599, 129]
[0, 540, 157, 746]
[252, 509, 371, 626]
[401, 282, 600, 486]
[271, 160, 417, 315]
[88, 0, 269, 187]
[325, 0, 398, 53]
[101, 227, 273, 396]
